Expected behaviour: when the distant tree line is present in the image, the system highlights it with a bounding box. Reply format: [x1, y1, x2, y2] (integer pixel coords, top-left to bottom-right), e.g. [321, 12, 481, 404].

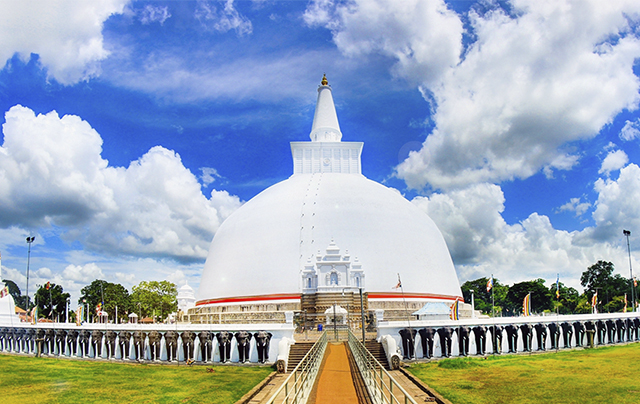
[462, 260, 638, 316]
[1, 278, 177, 323]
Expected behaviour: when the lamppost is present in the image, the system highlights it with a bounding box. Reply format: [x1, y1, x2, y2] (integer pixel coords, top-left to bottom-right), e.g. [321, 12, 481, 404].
[25, 236, 35, 312]
[624, 230, 635, 311]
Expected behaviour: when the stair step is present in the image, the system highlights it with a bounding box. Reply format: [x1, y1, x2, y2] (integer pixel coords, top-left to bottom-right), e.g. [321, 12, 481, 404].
[286, 342, 316, 372]
[364, 340, 389, 370]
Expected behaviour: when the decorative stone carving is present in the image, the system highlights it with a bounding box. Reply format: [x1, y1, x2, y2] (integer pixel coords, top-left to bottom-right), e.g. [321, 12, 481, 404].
[301, 240, 365, 295]
[118, 331, 131, 360]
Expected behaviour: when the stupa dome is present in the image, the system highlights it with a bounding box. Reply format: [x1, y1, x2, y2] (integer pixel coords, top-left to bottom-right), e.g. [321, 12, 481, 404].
[196, 76, 461, 309]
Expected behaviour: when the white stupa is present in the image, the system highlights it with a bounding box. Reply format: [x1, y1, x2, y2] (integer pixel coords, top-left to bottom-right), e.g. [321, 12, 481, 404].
[196, 75, 462, 318]
[177, 282, 196, 312]
[0, 252, 20, 325]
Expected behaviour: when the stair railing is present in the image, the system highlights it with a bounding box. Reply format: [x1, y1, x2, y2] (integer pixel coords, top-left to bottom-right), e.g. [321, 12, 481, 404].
[347, 329, 418, 404]
[265, 331, 328, 404]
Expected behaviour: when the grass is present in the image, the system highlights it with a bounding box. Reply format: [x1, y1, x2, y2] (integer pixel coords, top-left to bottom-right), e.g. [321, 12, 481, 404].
[0, 353, 273, 404]
[407, 344, 640, 404]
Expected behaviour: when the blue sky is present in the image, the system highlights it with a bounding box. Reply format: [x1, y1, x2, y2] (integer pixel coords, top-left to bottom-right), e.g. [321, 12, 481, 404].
[1, 0, 640, 305]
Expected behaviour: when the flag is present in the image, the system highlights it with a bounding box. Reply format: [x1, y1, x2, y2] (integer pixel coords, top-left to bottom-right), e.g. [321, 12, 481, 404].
[45, 281, 50, 290]
[0, 285, 8, 298]
[624, 294, 628, 312]
[556, 274, 560, 299]
[591, 292, 598, 308]
[486, 276, 493, 292]
[96, 302, 102, 314]
[522, 293, 531, 316]
[450, 300, 459, 320]
[635, 277, 637, 288]
[393, 274, 402, 289]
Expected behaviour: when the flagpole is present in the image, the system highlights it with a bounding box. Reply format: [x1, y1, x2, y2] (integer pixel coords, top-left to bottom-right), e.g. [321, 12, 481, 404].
[490, 275, 495, 354]
[556, 274, 560, 317]
[556, 276, 560, 352]
[398, 273, 414, 360]
[48, 283, 53, 321]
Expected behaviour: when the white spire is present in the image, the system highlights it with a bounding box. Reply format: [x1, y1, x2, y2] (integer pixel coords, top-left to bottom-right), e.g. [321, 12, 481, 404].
[291, 75, 362, 174]
[310, 74, 342, 142]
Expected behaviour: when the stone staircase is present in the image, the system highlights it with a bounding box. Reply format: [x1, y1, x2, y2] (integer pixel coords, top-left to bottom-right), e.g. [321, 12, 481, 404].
[364, 340, 389, 370]
[286, 342, 315, 372]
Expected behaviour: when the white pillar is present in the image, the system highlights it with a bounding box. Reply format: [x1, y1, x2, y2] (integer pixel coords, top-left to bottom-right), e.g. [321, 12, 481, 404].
[471, 291, 476, 319]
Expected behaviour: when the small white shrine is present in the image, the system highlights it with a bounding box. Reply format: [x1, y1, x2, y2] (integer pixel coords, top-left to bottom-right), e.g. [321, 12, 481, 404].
[177, 283, 196, 312]
[301, 240, 365, 294]
[0, 254, 20, 325]
[324, 305, 348, 325]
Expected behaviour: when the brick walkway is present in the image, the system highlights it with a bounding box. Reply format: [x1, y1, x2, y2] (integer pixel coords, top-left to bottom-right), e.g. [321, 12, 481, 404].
[308, 342, 359, 404]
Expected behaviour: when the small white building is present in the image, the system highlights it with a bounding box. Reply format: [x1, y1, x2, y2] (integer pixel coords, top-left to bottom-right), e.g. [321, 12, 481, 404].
[301, 239, 365, 294]
[177, 283, 196, 313]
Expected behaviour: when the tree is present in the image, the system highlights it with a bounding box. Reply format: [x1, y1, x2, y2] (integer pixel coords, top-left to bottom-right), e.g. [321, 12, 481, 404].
[603, 295, 626, 313]
[79, 280, 132, 323]
[35, 283, 70, 321]
[573, 295, 592, 314]
[461, 277, 508, 316]
[130, 281, 177, 322]
[581, 260, 615, 295]
[550, 282, 580, 314]
[1, 279, 27, 309]
[505, 279, 552, 315]
[581, 261, 630, 310]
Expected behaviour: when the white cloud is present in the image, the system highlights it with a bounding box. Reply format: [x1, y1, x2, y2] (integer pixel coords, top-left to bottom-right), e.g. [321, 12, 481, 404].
[105, 48, 333, 103]
[200, 167, 220, 187]
[0, 0, 128, 84]
[140, 4, 171, 25]
[412, 183, 506, 263]
[304, 0, 463, 87]
[557, 197, 591, 217]
[0, 105, 242, 262]
[620, 118, 640, 141]
[542, 154, 580, 179]
[62, 263, 104, 283]
[0, 106, 114, 227]
[0, 227, 41, 255]
[589, 164, 640, 241]
[115, 271, 136, 285]
[310, 0, 640, 190]
[36, 267, 52, 278]
[400, 0, 640, 189]
[195, 0, 252, 36]
[1, 266, 26, 286]
[599, 149, 628, 175]
[166, 269, 187, 286]
[412, 182, 635, 290]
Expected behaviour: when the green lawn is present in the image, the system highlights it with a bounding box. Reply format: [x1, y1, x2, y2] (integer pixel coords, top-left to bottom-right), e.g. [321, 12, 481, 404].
[0, 354, 273, 404]
[408, 344, 640, 404]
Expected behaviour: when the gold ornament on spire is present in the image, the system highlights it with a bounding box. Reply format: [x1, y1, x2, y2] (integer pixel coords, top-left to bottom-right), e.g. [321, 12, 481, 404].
[321, 74, 328, 86]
